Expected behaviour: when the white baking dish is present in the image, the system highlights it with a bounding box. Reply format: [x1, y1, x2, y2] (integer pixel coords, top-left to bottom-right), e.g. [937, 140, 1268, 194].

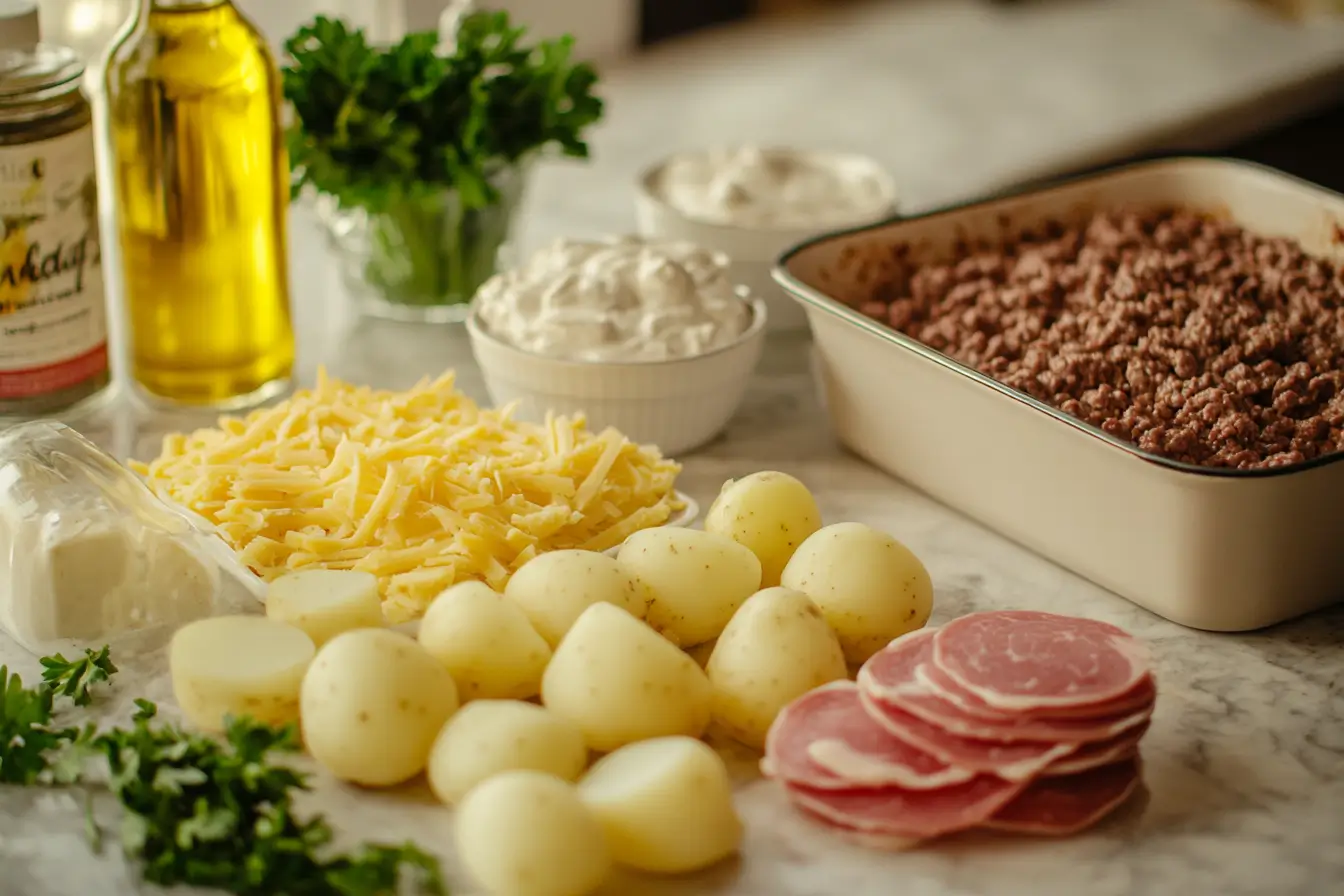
[775, 157, 1344, 632]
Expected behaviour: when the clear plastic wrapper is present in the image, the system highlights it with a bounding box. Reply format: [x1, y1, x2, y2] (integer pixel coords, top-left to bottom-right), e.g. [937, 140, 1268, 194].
[0, 421, 263, 655]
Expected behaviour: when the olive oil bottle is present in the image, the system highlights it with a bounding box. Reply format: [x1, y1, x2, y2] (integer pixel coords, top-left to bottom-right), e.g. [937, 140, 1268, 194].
[104, 0, 293, 407]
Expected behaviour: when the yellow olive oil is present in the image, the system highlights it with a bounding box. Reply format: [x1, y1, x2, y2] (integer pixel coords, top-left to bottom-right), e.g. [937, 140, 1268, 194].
[105, 0, 293, 407]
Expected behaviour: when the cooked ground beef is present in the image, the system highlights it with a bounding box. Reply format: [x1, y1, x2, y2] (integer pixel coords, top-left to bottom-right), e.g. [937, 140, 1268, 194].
[855, 208, 1344, 469]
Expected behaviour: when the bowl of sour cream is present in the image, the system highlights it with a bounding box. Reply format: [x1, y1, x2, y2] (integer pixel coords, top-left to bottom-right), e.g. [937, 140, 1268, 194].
[465, 236, 767, 456]
[635, 146, 897, 331]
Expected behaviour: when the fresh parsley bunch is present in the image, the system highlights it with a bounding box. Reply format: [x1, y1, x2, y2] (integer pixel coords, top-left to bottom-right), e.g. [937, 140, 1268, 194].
[1, 646, 114, 784]
[282, 12, 604, 214]
[100, 710, 444, 895]
[1, 648, 446, 896]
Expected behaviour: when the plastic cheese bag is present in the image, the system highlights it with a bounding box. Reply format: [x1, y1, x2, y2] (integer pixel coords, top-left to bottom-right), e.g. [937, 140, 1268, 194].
[0, 420, 264, 655]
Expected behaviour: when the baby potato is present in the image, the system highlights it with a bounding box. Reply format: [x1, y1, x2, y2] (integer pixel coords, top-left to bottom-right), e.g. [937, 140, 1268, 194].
[781, 522, 933, 663]
[541, 602, 711, 753]
[578, 736, 742, 875]
[456, 770, 612, 896]
[504, 549, 651, 647]
[706, 587, 847, 749]
[418, 581, 551, 701]
[427, 700, 588, 805]
[300, 628, 459, 787]
[705, 471, 822, 587]
[617, 528, 762, 646]
[265, 569, 384, 647]
[170, 615, 315, 733]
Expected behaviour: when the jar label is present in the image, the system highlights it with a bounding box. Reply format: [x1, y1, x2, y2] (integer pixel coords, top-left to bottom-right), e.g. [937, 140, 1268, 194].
[0, 125, 107, 398]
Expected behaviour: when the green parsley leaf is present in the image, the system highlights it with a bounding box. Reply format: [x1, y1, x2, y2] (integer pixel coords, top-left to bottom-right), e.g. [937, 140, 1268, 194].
[131, 698, 157, 722]
[0, 665, 64, 784]
[326, 842, 447, 896]
[40, 645, 118, 707]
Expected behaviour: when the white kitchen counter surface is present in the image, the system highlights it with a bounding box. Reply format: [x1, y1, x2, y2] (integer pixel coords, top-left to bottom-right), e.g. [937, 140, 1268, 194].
[516, 0, 1344, 246]
[2, 1, 1344, 894]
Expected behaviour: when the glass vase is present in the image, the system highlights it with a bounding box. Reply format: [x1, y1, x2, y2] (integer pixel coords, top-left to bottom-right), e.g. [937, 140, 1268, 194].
[319, 165, 528, 323]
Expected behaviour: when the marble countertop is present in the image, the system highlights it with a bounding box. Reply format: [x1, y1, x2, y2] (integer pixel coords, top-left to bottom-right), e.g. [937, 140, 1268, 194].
[4, 330, 1344, 896]
[4, 0, 1344, 892]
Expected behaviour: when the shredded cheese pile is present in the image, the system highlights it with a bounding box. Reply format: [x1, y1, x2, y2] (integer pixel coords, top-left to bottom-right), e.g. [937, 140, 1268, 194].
[132, 369, 683, 622]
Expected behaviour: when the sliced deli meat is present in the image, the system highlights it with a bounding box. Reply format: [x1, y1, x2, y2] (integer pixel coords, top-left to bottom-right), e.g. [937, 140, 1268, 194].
[983, 758, 1142, 835]
[859, 689, 1078, 781]
[917, 659, 1157, 722]
[784, 773, 1026, 840]
[860, 629, 1152, 744]
[902, 669, 1151, 744]
[931, 610, 1151, 711]
[762, 681, 974, 791]
[771, 609, 1156, 848]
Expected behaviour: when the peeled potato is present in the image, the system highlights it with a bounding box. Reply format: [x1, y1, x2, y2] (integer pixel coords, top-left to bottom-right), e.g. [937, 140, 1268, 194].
[504, 549, 651, 647]
[456, 770, 612, 896]
[781, 522, 933, 663]
[542, 602, 711, 753]
[170, 615, 315, 733]
[578, 736, 742, 874]
[705, 471, 822, 587]
[418, 581, 551, 701]
[300, 628, 459, 787]
[265, 569, 383, 647]
[427, 700, 588, 805]
[706, 587, 848, 749]
[617, 528, 762, 646]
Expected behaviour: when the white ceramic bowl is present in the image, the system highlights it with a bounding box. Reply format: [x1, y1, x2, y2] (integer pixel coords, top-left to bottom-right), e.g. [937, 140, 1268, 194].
[465, 299, 768, 457]
[635, 148, 898, 332]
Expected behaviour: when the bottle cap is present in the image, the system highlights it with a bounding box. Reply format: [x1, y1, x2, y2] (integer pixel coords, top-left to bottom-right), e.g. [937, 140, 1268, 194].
[0, 0, 39, 52]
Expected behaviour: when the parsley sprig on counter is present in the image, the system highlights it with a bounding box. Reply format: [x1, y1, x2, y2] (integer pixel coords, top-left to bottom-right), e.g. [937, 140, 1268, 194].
[0, 665, 65, 784]
[0, 648, 110, 784]
[41, 645, 118, 706]
[0, 649, 446, 896]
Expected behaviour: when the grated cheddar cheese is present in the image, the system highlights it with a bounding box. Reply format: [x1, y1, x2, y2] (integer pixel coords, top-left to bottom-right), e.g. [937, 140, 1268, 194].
[132, 369, 684, 622]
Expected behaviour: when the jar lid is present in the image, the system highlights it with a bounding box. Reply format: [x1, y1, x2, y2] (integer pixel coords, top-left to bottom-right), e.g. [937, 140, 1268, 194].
[0, 0, 38, 51]
[0, 0, 83, 105]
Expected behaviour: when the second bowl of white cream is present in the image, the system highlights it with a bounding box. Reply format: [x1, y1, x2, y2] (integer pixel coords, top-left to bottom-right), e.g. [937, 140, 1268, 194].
[466, 236, 767, 456]
[635, 146, 897, 331]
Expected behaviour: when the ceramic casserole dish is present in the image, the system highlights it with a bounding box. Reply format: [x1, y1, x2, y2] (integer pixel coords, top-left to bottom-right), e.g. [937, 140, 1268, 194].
[774, 157, 1344, 632]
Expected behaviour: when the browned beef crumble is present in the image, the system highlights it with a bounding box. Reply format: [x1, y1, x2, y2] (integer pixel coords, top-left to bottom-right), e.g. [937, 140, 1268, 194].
[855, 208, 1344, 469]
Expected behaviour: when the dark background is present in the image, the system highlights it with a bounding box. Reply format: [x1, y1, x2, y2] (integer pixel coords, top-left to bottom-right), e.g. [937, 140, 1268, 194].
[638, 0, 1344, 194]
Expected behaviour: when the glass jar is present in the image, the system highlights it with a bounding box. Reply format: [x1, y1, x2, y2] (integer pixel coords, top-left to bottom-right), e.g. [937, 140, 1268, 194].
[318, 163, 530, 324]
[0, 2, 112, 418]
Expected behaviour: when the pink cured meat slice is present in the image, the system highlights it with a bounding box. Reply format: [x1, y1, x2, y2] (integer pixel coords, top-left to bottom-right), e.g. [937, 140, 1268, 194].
[785, 773, 1026, 839]
[932, 610, 1152, 711]
[899, 670, 1151, 744]
[859, 689, 1078, 781]
[761, 681, 974, 791]
[1041, 721, 1148, 777]
[859, 629, 1152, 744]
[919, 660, 1157, 722]
[984, 758, 1142, 835]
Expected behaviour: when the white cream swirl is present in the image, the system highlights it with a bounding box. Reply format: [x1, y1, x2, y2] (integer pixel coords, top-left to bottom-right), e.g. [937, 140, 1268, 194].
[652, 146, 894, 229]
[474, 236, 753, 362]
